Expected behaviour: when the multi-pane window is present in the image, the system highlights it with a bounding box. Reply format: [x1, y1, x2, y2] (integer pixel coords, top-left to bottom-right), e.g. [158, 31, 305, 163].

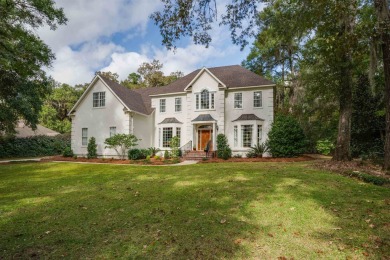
[200, 89, 209, 109]
[93, 92, 105, 107]
[257, 125, 262, 144]
[162, 127, 173, 147]
[234, 126, 238, 147]
[176, 127, 181, 145]
[234, 93, 243, 108]
[241, 125, 253, 147]
[110, 126, 116, 137]
[195, 90, 215, 110]
[254, 91, 262, 108]
[160, 99, 166, 112]
[175, 98, 182, 112]
[82, 128, 88, 146]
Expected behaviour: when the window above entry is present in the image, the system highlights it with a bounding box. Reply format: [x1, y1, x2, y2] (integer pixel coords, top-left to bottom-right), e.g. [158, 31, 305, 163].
[195, 89, 215, 110]
[93, 92, 105, 108]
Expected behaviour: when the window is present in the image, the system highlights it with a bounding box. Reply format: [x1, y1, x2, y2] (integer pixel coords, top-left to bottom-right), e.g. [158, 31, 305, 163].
[176, 127, 181, 145]
[162, 127, 173, 147]
[175, 98, 182, 112]
[241, 125, 253, 147]
[93, 92, 105, 107]
[234, 126, 238, 147]
[82, 128, 88, 146]
[158, 128, 161, 147]
[160, 99, 166, 112]
[110, 127, 116, 137]
[254, 91, 262, 108]
[195, 89, 215, 110]
[257, 125, 262, 144]
[200, 89, 209, 109]
[234, 93, 242, 109]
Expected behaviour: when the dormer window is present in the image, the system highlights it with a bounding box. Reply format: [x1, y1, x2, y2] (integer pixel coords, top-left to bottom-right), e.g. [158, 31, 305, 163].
[93, 92, 105, 107]
[196, 89, 214, 110]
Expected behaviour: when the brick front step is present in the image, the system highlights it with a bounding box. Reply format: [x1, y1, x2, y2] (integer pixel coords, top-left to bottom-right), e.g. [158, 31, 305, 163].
[183, 151, 215, 160]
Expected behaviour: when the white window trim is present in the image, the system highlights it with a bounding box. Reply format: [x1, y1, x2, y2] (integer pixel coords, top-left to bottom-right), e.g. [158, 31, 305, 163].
[82, 128, 88, 146]
[234, 92, 243, 109]
[195, 89, 216, 111]
[253, 91, 263, 108]
[175, 97, 182, 112]
[160, 99, 166, 113]
[162, 127, 173, 148]
[93, 92, 106, 108]
[109, 126, 116, 137]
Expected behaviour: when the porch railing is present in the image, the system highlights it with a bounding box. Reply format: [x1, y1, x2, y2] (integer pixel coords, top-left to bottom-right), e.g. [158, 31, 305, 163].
[179, 140, 192, 157]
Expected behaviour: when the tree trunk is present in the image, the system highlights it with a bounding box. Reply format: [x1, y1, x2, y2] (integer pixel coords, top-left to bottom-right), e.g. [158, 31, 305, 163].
[332, 5, 355, 161]
[333, 58, 353, 161]
[374, 0, 390, 171]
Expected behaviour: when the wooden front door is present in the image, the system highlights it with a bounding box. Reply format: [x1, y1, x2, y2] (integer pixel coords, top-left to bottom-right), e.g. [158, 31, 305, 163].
[198, 130, 212, 150]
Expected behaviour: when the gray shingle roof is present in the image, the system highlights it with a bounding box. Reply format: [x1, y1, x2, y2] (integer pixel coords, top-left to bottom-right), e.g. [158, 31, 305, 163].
[191, 114, 216, 122]
[158, 117, 182, 124]
[100, 65, 274, 116]
[15, 120, 59, 138]
[232, 114, 264, 122]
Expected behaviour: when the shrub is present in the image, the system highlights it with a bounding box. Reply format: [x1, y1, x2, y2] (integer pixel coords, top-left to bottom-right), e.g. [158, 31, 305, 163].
[144, 155, 151, 164]
[316, 139, 335, 155]
[268, 115, 307, 157]
[62, 146, 74, 157]
[233, 154, 242, 158]
[248, 142, 268, 158]
[128, 149, 141, 160]
[154, 155, 161, 160]
[172, 157, 180, 164]
[0, 134, 70, 158]
[87, 137, 97, 159]
[216, 134, 232, 159]
[148, 147, 160, 157]
[140, 149, 151, 158]
[105, 134, 139, 159]
[164, 150, 170, 159]
[170, 136, 180, 158]
[221, 147, 232, 160]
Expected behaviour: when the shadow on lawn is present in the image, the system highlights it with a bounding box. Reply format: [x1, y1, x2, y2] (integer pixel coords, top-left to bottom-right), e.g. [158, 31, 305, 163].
[0, 162, 389, 259]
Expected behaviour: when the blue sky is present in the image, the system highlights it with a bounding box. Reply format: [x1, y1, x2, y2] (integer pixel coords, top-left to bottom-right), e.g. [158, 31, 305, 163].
[37, 0, 253, 85]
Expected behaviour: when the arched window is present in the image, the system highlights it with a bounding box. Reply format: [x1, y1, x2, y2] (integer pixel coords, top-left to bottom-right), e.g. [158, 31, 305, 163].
[200, 89, 209, 109]
[195, 89, 215, 110]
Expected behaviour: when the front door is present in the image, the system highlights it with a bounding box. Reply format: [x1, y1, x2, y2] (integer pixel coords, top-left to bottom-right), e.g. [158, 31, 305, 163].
[198, 130, 212, 150]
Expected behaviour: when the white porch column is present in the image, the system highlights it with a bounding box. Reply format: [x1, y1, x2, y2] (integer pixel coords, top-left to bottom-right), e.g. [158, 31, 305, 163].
[212, 122, 216, 151]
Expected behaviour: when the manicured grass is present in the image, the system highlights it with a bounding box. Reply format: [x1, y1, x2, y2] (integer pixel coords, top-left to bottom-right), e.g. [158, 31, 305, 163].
[0, 162, 389, 259]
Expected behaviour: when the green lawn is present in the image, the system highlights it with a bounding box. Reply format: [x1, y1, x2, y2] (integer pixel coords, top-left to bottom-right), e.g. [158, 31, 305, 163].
[0, 162, 389, 259]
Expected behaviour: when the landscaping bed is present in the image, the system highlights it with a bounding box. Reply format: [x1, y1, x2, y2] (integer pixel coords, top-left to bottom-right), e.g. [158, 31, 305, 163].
[198, 155, 314, 163]
[42, 156, 182, 165]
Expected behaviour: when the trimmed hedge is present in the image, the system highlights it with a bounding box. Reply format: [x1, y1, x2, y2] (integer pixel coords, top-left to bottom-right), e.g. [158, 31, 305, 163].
[0, 134, 70, 158]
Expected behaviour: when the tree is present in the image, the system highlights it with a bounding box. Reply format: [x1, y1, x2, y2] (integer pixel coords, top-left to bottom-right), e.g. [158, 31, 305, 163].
[104, 134, 139, 159]
[121, 72, 142, 89]
[137, 60, 166, 87]
[0, 0, 67, 134]
[96, 71, 120, 83]
[268, 115, 307, 157]
[170, 136, 180, 158]
[87, 137, 97, 159]
[373, 0, 390, 171]
[39, 83, 84, 133]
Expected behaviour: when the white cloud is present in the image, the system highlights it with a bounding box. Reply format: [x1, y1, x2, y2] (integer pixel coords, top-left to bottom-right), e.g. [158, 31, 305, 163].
[46, 41, 123, 85]
[38, 0, 162, 51]
[101, 52, 150, 80]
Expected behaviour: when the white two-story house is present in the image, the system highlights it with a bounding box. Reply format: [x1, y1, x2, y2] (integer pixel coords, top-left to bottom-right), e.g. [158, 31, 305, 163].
[68, 65, 275, 157]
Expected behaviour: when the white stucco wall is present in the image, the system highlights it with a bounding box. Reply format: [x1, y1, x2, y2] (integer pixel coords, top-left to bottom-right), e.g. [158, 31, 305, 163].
[224, 86, 274, 155]
[133, 112, 154, 149]
[71, 78, 149, 157]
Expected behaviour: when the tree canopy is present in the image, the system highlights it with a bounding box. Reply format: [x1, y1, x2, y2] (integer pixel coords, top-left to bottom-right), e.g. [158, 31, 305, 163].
[0, 0, 67, 134]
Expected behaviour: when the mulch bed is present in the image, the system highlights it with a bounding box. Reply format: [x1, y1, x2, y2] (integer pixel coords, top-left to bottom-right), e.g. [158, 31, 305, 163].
[41, 156, 182, 165]
[198, 155, 315, 163]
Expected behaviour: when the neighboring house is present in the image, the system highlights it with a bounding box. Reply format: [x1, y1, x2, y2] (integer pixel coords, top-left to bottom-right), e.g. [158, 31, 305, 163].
[14, 120, 60, 138]
[68, 65, 275, 157]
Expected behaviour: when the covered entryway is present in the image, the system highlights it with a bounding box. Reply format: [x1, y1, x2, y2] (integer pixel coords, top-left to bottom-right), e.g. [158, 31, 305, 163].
[197, 126, 213, 151]
[191, 114, 218, 152]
